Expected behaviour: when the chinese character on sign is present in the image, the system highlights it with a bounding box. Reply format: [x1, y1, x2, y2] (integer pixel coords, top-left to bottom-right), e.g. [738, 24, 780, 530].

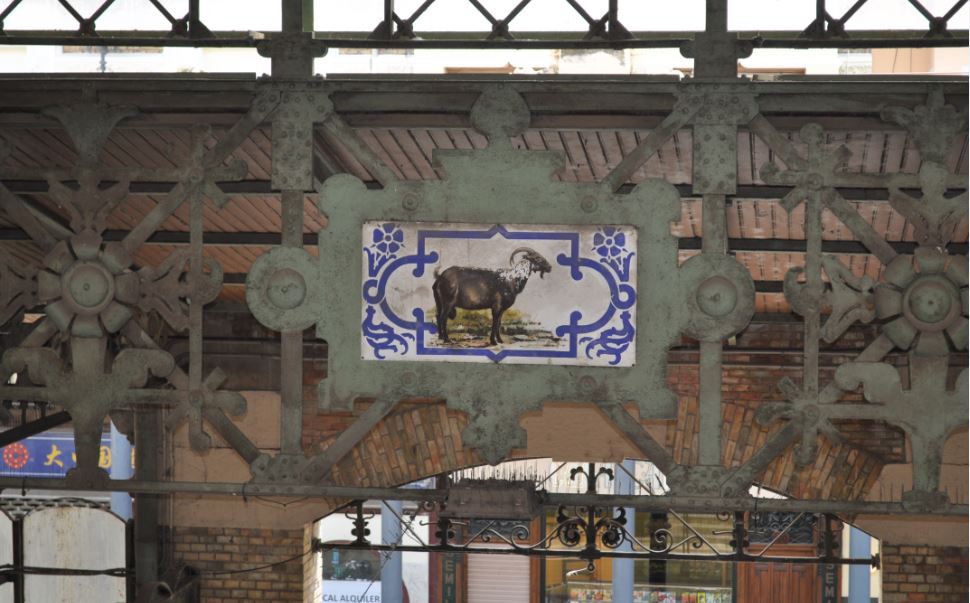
[44, 444, 64, 468]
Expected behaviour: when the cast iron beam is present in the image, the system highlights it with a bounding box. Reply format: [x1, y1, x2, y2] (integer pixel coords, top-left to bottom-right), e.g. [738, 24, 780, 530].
[0, 30, 963, 49]
[0, 476, 961, 516]
[0, 410, 71, 447]
[0, 180, 958, 202]
[3, 228, 961, 257]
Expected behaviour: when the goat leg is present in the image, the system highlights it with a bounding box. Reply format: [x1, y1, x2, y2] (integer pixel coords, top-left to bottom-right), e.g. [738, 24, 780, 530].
[433, 286, 449, 343]
[490, 307, 504, 345]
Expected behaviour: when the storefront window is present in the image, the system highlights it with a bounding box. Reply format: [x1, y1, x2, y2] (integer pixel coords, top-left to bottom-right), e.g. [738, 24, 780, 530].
[543, 511, 735, 603]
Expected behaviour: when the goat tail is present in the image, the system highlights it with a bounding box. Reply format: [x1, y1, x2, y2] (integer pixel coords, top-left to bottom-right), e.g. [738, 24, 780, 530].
[433, 266, 441, 279]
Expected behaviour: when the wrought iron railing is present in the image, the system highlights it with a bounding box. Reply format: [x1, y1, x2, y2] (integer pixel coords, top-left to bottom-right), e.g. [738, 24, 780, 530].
[317, 465, 879, 567]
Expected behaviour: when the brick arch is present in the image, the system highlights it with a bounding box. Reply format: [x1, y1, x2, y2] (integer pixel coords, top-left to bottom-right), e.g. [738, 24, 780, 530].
[306, 389, 885, 511]
[666, 364, 886, 501]
[307, 401, 484, 493]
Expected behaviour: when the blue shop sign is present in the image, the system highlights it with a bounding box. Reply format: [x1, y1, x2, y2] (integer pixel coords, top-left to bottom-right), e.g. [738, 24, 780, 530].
[0, 433, 134, 478]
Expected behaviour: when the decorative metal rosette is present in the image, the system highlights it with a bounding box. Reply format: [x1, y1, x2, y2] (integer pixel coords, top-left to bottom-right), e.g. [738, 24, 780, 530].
[38, 231, 139, 338]
[875, 247, 968, 355]
[680, 253, 756, 342]
[246, 247, 321, 331]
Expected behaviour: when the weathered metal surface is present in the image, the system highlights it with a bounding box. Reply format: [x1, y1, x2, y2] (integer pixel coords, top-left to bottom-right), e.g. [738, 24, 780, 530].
[0, 475, 963, 516]
[306, 86, 689, 465]
[754, 90, 969, 511]
[0, 0, 966, 538]
[0, 95, 252, 484]
[23, 506, 126, 602]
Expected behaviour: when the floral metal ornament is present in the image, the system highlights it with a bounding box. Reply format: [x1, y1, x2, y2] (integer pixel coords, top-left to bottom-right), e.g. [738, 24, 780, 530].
[889, 163, 968, 248]
[37, 232, 140, 338]
[2, 344, 174, 487]
[751, 89, 969, 510]
[0, 94, 264, 481]
[836, 356, 967, 512]
[784, 255, 876, 344]
[876, 248, 968, 356]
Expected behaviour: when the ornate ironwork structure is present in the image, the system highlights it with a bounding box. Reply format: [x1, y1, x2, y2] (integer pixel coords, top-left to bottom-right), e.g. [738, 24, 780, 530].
[0, 4, 965, 596]
[317, 464, 878, 567]
[0, 79, 964, 504]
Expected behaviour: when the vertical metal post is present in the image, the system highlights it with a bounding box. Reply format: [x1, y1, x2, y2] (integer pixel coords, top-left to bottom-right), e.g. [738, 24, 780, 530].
[690, 0, 739, 78]
[848, 527, 871, 603]
[12, 517, 23, 603]
[282, 0, 313, 32]
[611, 459, 635, 603]
[381, 500, 404, 603]
[802, 188, 823, 418]
[274, 0, 316, 456]
[698, 193, 728, 466]
[380, 0, 395, 38]
[125, 519, 136, 603]
[732, 511, 746, 562]
[707, 0, 727, 33]
[187, 0, 210, 38]
[280, 190, 305, 455]
[187, 197, 206, 451]
[134, 409, 160, 591]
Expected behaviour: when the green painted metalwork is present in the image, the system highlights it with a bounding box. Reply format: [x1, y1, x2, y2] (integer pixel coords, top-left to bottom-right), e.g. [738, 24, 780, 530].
[0, 3, 965, 520]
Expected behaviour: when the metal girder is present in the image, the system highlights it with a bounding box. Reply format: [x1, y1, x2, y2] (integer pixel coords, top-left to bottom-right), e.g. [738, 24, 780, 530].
[4, 227, 965, 257]
[219, 275, 843, 295]
[0, 77, 966, 124]
[0, 181, 956, 202]
[0, 475, 961, 516]
[0, 30, 964, 49]
[0, 411, 71, 447]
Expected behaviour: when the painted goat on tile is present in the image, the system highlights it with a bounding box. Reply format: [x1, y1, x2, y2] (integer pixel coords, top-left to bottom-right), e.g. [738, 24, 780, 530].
[432, 247, 552, 346]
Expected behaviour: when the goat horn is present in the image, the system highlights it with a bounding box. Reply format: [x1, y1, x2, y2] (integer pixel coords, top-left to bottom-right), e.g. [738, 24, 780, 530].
[509, 246, 539, 265]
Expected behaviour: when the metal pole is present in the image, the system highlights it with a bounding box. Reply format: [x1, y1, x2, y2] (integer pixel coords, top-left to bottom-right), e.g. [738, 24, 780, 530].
[381, 500, 404, 603]
[133, 410, 160, 592]
[611, 459, 635, 603]
[12, 517, 23, 603]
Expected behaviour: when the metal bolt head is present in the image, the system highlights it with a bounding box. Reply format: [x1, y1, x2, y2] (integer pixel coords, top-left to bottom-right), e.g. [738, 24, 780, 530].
[400, 371, 417, 388]
[266, 268, 307, 310]
[696, 276, 738, 318]
[903, 275, 959, 331]
[402, 194, 420, 211]
[806, 172, 825, 191]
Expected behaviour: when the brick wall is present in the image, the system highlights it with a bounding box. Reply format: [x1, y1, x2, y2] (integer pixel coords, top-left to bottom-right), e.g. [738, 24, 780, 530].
[882, 544, 969, 602]
[170, 526, 304, 602]
[665, 361, 888, 501]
